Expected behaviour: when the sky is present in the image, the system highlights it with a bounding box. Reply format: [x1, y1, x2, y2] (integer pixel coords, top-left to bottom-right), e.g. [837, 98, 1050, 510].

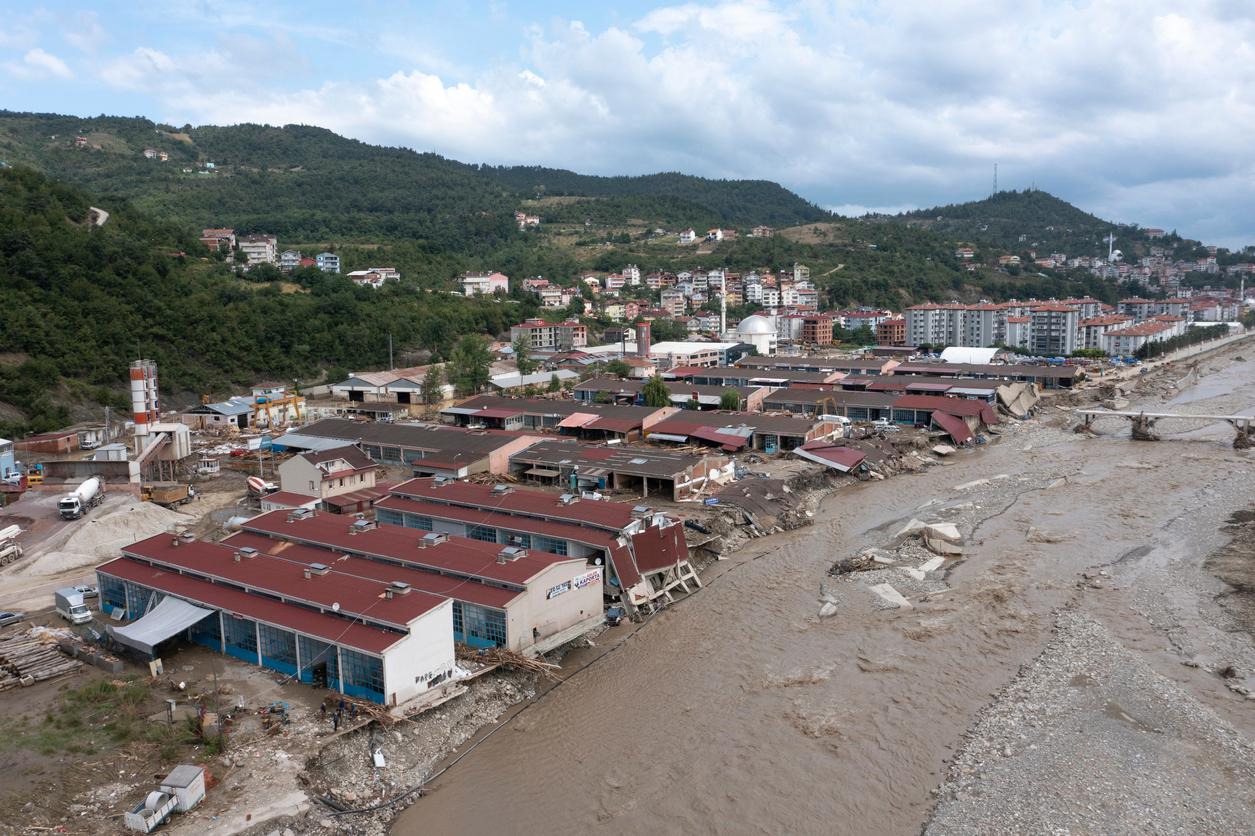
[2, 0, 1252, 248]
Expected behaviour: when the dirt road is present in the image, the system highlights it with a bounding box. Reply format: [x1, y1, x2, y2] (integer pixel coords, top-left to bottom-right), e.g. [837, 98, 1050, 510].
[393, 343, 1255, 834]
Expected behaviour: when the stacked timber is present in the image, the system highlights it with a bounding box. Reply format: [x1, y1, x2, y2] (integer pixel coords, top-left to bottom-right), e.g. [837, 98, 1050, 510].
[0, 635, 83, 690]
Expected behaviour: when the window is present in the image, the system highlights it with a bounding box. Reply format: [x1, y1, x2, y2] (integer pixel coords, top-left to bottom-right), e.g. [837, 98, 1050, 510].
[533, 535, 568, 556]
[376, 508, 404, 527]
[309, 480, 315, 492]
[340, 648, 385, 702]
[459, 602, 507, 647]
[381, 446, 401, 463]
[258, 623, 298, 675]
[362, 444, 382, 460]
[403, 513, 433, 531]
[223, 614, 259, 663]
[466, 524, 497, 543]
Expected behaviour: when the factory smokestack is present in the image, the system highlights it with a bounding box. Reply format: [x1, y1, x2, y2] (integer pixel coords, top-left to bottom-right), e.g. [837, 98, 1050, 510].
[635, 321, 651, 359]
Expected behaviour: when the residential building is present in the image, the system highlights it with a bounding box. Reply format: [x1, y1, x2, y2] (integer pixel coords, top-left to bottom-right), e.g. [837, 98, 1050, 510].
[1028, 305, 1080, 356]
[279, 250, 301, 271]
[461, 271, 510, 296]
[1078, 314, 1134, 350]
[800, 314, 834, 347]
[278, 445, 378, 501]
[200, 228, 235, 252]
[1102, 320, 1177, 356]
[1004, 316, 1031, 350]
[238, 234, 277, 267]
[509, 319, 588, 351]
[678, 229, 697, 244]
[316, 252, 341, 274]
[876, 317, 906, 346]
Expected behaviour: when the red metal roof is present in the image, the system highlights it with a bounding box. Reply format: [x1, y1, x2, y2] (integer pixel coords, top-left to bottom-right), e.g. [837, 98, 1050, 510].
[931, 411, 974, 445]
[241, 509, 578, 587]
[221, 531, 520, 610]
[475, 407, 524, 419]
[97, 556, 405, 655]
[585, 417, 639, 433]
[629, 522, 688, 575]
[122, 534, 446, 627]
[373, 495, 641, 590]
[796, 442, 867, 472]
[388, 478, 639, 531]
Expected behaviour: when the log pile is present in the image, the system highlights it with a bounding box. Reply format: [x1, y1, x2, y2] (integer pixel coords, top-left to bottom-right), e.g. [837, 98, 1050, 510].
[455, 643, 562, 680]
[0, 635, 82, 690]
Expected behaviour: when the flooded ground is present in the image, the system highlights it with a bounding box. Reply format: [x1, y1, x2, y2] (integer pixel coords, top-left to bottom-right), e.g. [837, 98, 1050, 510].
[393, 343, 1255, 835]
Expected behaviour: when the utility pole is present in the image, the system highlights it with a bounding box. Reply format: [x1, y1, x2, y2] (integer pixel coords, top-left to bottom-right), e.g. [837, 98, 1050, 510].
[388, 333, 394, 371]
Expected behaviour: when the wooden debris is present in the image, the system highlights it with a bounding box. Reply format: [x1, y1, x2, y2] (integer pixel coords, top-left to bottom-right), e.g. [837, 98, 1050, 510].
[0, 636, 82, 690]
[455, 643, 562, 680]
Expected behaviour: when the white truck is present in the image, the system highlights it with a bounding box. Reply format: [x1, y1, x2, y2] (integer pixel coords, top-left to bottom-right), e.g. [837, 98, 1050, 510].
[54, 587, 92, 625]
[0, 524, 23, 567]
[58, 476, 105, 520]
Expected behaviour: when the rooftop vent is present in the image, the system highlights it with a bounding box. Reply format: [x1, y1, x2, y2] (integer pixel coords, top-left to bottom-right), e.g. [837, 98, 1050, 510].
[558, 493, 579, 505]
[497, 545, 528, 564]
[287, 508, 314, 522]
[307, 562, 329, 575]
[420, 531, 448, 548]
[432, 476, 452, 487]
[349, 518, 376, 534]
[491, 484, 512, 495]
[629, 457, 649, 465]
[389, 580, 412, 594]
[179, 531, 195, 542]
[632, 504, 652, 517]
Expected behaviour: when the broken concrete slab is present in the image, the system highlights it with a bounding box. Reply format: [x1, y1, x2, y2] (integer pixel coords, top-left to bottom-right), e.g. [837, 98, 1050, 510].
[931, 444, 957, 456]
[868, 583, 913, 609]
[818, 601, 838, 619]
[923, 522, 962, 542]
[919, 556, 946, 573]
[923, 536, 964, 556]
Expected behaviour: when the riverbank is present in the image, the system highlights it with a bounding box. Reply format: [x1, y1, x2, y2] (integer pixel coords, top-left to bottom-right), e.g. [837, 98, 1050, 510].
[384, 338, 1254, 834]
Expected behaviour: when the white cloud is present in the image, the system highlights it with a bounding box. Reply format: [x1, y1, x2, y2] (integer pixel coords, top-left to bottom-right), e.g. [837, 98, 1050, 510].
[82, 1, 1255, 245]
[64, 11, 108, 53]
[6, 48, 73, 80]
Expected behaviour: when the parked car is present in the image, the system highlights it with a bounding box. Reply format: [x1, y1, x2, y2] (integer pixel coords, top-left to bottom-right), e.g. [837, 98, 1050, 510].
[873, 419, 900, 433]
[72, 583, 98, 599]
[0, 610, 25, 628]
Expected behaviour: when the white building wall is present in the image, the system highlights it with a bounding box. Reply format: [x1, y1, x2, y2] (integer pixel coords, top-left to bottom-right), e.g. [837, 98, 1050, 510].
[382, 599, 456, 705]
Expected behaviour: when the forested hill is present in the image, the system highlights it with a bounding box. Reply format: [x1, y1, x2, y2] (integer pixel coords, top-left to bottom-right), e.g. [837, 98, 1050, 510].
[0, 166, 521, 438]
[480, 165, 830, 227]
[0, 111, 826, 241]
[890, 189, 1190, 258]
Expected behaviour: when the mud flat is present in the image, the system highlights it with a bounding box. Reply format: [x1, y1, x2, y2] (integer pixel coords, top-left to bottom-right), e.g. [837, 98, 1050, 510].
[927, 612, 1255, 835]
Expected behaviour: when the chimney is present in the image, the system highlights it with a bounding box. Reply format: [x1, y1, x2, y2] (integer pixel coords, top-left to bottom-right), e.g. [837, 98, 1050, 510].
[635, 321, 651, 359]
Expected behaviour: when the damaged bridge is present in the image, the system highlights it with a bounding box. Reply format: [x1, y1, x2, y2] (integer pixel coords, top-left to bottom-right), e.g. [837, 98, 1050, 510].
[1076, 409, 1255, 445]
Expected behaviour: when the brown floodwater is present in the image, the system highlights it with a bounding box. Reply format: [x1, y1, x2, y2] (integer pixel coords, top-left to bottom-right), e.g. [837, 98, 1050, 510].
[394, 348, 1255, 835]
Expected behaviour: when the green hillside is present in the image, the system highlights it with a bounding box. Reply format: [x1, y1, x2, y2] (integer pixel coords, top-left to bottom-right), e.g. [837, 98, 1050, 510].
[0, 166, 521, 438]
[893, 189, 1191, 260]
[481, 165, 830, 227]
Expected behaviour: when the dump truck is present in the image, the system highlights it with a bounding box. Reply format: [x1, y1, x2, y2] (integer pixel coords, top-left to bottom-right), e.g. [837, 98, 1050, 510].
[142, 482, 193, 509]
[55, 587, 92, 625]
[58, 476, 104, 520]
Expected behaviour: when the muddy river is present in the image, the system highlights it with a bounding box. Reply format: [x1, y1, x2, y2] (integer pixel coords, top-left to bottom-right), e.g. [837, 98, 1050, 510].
[395, 349, 1255, 835]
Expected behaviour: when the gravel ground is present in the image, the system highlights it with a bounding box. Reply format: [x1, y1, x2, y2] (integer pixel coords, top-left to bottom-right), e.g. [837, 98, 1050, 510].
[926, 610, 1255, 835]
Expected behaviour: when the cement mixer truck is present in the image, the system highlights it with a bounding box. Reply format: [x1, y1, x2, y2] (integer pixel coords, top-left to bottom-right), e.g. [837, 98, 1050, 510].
[0, 524, 23, 567]
[58, 477, 105, 520]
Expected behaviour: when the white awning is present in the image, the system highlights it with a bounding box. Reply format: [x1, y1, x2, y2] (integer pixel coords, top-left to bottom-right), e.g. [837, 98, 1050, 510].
[108, 597, 216, 656]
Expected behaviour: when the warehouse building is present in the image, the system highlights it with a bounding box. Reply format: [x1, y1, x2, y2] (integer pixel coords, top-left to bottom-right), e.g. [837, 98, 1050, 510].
[442, 396, 676, 442]
[232, 510, 604, 654]
[759, 388, 838, 417]
[507, 439, 732, 500]
[572, 376, 767, 412]
[646, 411, 839, 453]
[97, 532, 455, 707]
[274, 419, 541, 478]
[376, 478, 701, 610]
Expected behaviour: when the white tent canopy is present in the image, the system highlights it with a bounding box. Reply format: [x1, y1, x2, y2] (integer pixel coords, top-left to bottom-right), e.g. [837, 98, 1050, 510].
[108, 596, 215, 656]
[939, 346, 1002, 365]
